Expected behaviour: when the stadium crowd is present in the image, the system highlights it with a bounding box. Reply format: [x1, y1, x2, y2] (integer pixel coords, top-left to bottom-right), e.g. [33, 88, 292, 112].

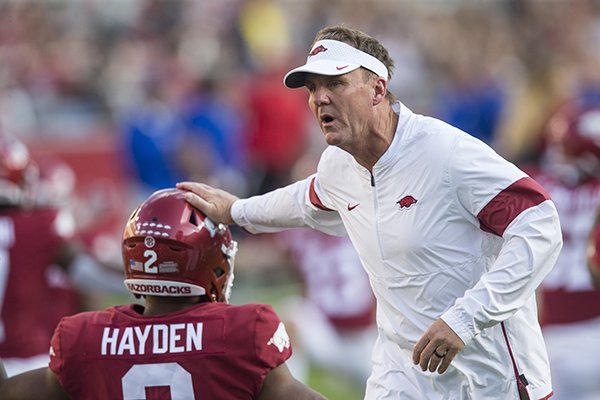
[1, 0, 599, 186]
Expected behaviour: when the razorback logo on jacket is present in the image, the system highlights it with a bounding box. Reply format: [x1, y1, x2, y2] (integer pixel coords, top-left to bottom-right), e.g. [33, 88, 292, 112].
[397, 195, 418, 209]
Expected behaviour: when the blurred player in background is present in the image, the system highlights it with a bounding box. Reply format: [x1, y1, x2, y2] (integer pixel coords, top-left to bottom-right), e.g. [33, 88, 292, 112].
[33, 156, 128, 328]
[0, 136, 126, 377]
[526, 96, 600, 400]
[31, 157, 84, 350]
[0, 188, 325, 399]
[277, 228, 376, 388]
[0, 136, 81, 376]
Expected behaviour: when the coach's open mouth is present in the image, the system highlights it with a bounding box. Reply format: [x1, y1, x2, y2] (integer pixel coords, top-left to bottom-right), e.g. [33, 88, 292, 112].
[321, 114, 334, 124]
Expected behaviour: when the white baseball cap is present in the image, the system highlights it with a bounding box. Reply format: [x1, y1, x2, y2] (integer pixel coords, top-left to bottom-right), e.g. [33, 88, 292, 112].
[284, 39, 389, 89]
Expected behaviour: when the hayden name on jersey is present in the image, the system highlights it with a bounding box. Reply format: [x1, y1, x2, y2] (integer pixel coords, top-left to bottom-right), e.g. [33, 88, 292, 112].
[49, 302, 292, 399]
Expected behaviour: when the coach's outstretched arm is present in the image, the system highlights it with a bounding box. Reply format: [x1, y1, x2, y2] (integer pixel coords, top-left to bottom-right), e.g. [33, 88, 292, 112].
[178, 178, 346, 236]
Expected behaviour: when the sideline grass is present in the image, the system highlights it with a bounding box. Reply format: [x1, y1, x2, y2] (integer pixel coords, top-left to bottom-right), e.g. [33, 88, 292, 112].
[308, 363, 365, 400]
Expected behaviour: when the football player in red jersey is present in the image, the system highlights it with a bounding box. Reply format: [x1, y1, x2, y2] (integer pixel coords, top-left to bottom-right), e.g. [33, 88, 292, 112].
[0, 188, 325, 400]
[526, 96, 600, 400]
[276, 228, 376, 386]
[0, 137, 82, 377]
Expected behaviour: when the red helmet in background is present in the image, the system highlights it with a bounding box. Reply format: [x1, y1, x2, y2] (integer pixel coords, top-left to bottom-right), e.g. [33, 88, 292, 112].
[0, 137, 38, 206]
[122, 188, 238, 303]
[541, 98, 600, 184]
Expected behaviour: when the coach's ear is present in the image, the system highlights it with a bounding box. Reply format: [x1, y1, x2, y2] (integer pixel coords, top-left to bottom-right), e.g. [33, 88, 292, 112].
[372, 76, 387, 106]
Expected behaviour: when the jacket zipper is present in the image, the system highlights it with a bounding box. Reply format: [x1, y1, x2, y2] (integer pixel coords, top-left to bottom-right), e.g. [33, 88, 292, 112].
[501, 322, 530, 400]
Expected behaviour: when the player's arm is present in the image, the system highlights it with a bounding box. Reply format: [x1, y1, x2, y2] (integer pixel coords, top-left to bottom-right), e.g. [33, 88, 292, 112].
[0, 366, 69, 400]
[257, 363, 325, 400]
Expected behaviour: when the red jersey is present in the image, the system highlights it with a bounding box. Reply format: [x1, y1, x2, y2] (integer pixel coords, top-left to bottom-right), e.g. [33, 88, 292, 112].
[278, 229, 376, 330]
[0, 207, 74, 358]
[49, 302, 292, 400]
[528, 169, 600, 325]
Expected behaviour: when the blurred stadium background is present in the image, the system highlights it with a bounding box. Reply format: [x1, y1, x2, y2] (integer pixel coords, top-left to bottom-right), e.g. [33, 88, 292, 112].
[2, 0, 600, 398]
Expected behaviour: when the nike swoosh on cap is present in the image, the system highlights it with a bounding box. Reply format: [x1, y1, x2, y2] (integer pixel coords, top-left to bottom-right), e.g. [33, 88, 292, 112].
[336, 65, 350, 70]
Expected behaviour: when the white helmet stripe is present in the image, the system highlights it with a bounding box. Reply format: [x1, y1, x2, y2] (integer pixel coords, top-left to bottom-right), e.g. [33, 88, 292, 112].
[124, 279, 206, 297]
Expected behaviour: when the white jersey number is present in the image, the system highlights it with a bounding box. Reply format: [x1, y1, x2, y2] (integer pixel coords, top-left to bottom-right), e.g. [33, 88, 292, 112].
[122, 362, 194, 399]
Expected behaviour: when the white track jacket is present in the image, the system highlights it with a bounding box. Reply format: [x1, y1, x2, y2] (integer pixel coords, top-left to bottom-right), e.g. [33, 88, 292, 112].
[231, 102, 562, 399]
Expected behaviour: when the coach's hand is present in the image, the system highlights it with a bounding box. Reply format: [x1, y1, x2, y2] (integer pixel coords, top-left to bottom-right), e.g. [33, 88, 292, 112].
[412, 318, 464, 374]
[176, 182, 239, 225]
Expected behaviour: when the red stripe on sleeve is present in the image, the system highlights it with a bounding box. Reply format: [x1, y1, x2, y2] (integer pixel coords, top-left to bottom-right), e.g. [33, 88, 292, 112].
[477, 177, 550, 237]
[309, 177, 334, 211]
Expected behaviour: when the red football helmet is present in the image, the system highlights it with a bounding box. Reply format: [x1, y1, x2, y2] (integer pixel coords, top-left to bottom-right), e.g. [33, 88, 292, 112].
[0, 137, 38, 206]
[122, 188, 238, 303]
[541, 98, 600, 184]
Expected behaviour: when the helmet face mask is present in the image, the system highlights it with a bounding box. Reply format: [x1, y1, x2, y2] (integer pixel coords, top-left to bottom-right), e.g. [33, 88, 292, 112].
[122, 189, 238, 303]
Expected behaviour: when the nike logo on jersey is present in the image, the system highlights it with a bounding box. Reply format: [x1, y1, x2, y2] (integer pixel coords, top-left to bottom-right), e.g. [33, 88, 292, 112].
[347, 203, 360, 211]
[336, 65, 350, 70]
[397, 195, 418, 209]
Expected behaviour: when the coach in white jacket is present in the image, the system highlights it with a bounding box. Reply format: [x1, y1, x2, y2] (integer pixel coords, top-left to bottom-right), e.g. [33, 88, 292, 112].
[179, 25, 562, 400]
